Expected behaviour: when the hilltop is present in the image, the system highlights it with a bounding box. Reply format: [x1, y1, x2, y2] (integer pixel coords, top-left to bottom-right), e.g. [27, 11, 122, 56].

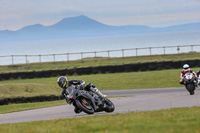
[0, 15, 200, 42]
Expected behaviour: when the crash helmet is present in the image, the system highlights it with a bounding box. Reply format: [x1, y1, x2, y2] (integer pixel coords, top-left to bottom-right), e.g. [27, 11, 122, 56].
[57, 76, 68, 88]
[183, 64, 190, 72]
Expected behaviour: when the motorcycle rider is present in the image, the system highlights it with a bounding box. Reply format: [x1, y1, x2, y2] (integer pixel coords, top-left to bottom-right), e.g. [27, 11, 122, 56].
[179, 64, 198, 86]
[57, 76, 107, 114]
[197, 70, 200, 77]
[197, 70, 200, 85]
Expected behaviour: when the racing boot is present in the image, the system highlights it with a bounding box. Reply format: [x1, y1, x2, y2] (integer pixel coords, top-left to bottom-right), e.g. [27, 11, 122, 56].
[86, 83, 107, 98]
[90, 87, 107, 99]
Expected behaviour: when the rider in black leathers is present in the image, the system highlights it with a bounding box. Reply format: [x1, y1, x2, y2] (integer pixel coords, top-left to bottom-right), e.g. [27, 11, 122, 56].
[197, 70, 200, 77]
[57, 76, 107, 114]
[197, 70, 200, 85]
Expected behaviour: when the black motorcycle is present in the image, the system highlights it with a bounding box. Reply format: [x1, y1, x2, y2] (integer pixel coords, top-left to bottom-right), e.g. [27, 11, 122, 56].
[183, 73, 196, 95]
[66, 85, 115, 114]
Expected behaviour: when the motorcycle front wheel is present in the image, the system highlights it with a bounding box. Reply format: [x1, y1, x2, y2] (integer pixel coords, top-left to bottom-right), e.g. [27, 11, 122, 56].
[186, 84, 195, 95]
[76, 98, 94, 114]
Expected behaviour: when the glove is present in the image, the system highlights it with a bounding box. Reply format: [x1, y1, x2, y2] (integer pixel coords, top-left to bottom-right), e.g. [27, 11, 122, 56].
[66, 97, 72, 104]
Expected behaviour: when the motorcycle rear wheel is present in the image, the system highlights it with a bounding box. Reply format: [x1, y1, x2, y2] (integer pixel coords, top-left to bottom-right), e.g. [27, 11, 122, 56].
[104, 99, 115, 113]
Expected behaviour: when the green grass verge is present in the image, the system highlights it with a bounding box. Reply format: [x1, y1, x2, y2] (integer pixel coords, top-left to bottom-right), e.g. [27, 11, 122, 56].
[1, 52, 200, 73]
[0, 100, 66, 114]
[0, 106, 200, 133]
[1, 68, 199, 98]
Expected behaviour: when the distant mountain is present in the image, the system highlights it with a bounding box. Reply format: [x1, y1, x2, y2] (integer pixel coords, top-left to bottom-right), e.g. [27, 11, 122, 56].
[0, 15, 200, 42]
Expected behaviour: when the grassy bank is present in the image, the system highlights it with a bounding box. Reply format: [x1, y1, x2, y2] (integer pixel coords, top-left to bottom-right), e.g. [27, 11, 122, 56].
[1, 106, 200, 133]
[0, 100, 66, 114]
[1, 68, 196, 98]
[1, 52, 200, 73]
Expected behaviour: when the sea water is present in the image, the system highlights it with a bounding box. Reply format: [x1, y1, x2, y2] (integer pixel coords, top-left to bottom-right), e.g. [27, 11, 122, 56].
[0, 32, 200, 65]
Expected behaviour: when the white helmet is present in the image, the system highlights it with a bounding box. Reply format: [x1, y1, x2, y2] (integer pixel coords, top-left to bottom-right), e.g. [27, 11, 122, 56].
[183, 64, 190, 72]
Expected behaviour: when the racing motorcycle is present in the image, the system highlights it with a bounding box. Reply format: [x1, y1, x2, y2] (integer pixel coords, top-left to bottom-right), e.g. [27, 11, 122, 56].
[65, 85, 115, 114]
[183, 73, 196, 95]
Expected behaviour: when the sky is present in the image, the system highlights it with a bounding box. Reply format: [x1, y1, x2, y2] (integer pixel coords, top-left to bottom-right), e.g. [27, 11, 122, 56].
[0, 0, 200, 31]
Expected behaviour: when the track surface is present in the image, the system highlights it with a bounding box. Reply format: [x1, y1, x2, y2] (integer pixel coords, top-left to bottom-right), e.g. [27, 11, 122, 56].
[1, 87, 200, 124]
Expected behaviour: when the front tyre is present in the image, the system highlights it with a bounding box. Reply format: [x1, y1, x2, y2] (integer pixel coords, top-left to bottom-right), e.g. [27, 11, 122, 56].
[75, 98, 94, 114]
[186, 84, 195, 95]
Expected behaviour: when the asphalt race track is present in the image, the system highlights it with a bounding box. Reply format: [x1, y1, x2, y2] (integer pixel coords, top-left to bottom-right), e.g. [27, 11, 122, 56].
[1, 87, 200, 124]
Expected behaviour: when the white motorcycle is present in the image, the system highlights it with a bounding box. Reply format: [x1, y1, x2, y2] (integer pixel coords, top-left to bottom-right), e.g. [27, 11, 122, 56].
[183, 73, 196, 95]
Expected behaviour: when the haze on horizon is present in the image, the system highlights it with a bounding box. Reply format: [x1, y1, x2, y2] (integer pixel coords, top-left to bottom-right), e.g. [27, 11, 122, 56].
[0, 0, 200, 31]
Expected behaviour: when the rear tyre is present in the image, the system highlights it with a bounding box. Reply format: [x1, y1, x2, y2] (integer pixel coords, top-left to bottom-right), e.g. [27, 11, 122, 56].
[76, 98, 94, 114]
[104, 99, 115, 113]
